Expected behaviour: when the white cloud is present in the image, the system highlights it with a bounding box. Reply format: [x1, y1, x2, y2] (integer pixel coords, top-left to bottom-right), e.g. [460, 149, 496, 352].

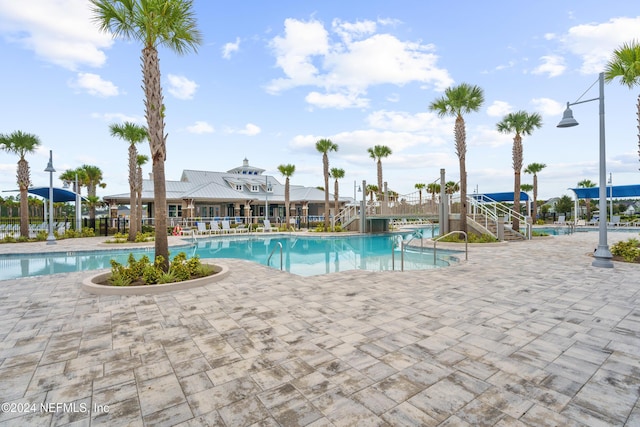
[267, 18, 453, 108]
[237, 123, 261, 136]
[530, 97, 565, 117]
[91, 112, 143, 123]
[305, 91, 369, 109]
[366, 110, 444, 133]
[559, 16, 640, 74]
[486, 101, 512, 118]
[167, 74, 198, 100]
[186, 121, 214, 134]
[222, 37, 240, 59]
[532, 55, 566, 78]
[69, 72, 118, 97]
[0, 0, 112, 70]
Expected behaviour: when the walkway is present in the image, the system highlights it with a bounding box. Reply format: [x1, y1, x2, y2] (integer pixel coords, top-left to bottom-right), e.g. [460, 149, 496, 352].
[0, 232, 638, 426]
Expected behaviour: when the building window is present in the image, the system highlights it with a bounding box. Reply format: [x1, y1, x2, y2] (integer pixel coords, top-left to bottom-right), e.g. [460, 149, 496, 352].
[251, 185, 258, 192]
[235, 184, 243, 191]
[168, 204, 183, 218]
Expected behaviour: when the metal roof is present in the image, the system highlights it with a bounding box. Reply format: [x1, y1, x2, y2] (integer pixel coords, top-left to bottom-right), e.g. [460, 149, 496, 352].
[570, 184, 640, 199]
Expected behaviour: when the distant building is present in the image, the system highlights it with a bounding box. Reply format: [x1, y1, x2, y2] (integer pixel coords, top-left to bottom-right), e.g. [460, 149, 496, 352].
[103, 158, 350, 224]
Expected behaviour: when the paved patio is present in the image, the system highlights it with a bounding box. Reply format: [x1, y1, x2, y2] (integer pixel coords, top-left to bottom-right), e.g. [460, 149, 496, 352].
[0, 231, 638, 426]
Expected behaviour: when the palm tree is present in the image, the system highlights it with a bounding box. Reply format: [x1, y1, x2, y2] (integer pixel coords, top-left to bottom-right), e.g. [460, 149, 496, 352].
[429, 83, 484, 233]
[315, 138, 338, 231]
[520, 184, 534, 217]
[445, 181, 459, 195]
[604, 40, 640, 168]
[109, 121, 148, 241]
[0, 131, 41, 237]
[136, 154, 149, 231]
[524, 162, 546, 222]
[366, 184, 378, 202]
[277, 164, 295, 229]
[330, 168, 345, 227]
[427, 182, 440, 206]
[414, 183, 425, 205]
[577, 179, 597, 221]
[91, 0, 202, 271]
[79, 164, 105, 222]
[367, 145, 392, 200]
[496, 110, 543, 232]
[59, 168, 85, 194]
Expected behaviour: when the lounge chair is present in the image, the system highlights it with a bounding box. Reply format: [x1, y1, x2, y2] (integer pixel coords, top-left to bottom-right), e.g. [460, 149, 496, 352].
[194, 222, 212, 236]
[235, 224, 249, 233]
[209, 220, 222, 234]
[553, 215, 566, 225]
[256, 219, 276, 232]
[608, 215, 622, 227]
[221, 220, 236, 234]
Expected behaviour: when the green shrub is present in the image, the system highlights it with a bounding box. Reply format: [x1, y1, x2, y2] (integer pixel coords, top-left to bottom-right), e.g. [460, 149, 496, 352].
[106, 252, 213, 286]
[82, 228, 95, 237]
[2, 235, 16, 243]
[35, 230, 48, 241]
[611, 238, 640, 262]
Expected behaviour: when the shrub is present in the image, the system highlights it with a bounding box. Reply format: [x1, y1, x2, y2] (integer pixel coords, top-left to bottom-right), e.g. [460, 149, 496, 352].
[107, 252, 214, 286]
[611, 238, 640, 262]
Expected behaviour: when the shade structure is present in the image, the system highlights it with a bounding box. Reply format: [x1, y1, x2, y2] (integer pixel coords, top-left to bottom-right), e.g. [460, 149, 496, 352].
[21, 187, 86, 202]
[570, 184, 640, 199]
[472, 192, 529, 202]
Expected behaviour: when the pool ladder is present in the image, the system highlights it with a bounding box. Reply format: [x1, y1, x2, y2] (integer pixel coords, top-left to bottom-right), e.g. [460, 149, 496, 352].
[392, 231, 424, 271]
[267, 242, 283, 270]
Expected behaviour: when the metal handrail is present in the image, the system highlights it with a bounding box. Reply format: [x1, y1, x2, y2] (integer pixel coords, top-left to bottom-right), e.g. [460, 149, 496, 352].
[468, 195, 531, 239]
[267, 242, 283, 270]
[432, 231, 468, 264]
[398, 230, 424, 271]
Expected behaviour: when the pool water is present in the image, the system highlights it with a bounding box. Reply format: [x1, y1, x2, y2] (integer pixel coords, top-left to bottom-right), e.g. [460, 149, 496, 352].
[0, 227, 459, 280]
[534, 226, 640, 236]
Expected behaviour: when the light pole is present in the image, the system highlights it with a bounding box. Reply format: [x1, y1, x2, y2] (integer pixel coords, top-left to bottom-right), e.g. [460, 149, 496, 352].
[557, 72, 612, 268]
[608, 173, 613, 219]
[353, 180, 361, 202]
[44, 150, 56, 245]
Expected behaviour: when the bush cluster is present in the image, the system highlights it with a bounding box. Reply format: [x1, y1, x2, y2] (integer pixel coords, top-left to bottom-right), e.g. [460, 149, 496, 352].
[611, 238, 640, 262]
[108, 251, 214, 286]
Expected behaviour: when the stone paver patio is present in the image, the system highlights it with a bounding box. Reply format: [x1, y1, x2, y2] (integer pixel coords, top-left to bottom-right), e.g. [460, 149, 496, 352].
[0, 231, 639, 426]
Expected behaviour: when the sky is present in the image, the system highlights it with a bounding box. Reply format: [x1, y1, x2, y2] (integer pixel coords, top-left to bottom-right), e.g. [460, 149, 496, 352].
[1, 1, 639, 203]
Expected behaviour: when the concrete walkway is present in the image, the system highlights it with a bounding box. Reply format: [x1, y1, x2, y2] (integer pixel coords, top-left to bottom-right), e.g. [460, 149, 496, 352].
[0, 232, 638, 426]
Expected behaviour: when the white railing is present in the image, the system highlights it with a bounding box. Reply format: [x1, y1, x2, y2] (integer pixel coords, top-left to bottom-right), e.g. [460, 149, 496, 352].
[333, 204, 359, 228]
[468, 194, 531, 239]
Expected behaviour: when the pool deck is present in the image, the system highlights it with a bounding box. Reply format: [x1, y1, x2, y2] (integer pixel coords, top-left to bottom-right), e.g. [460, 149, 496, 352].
[0, 232, 639, 426]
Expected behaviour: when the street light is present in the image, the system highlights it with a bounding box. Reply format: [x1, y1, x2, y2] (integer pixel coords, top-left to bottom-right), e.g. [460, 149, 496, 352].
[353, 180, 361, 202]
[44, 150, 56, 245]
[557, 72, 612, 268]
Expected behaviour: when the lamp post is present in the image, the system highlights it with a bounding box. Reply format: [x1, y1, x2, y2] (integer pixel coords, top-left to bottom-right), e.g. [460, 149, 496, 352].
[75, 173, 81, 233]
[44, 150, 56, 245]
[557, 72, 612, 268]
[608, 173, 613, 219]
[353, 180, 361, 202]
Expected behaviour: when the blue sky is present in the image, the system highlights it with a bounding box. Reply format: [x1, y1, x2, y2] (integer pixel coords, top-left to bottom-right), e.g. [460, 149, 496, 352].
[1, 1, 639, 202]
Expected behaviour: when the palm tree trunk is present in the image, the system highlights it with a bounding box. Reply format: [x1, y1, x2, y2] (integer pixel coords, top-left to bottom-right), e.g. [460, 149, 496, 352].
[334, 179, 339, 223]
[143, 45, 169, 271]
[377, 160, 383, 201]
[128, 145, 137, 241]
[512, 136, 523, 232]
[323, 154, 330, 230]
[533, 174, 538, 222]
[455, 116, 467, 234]
[284, 177, 290, 229]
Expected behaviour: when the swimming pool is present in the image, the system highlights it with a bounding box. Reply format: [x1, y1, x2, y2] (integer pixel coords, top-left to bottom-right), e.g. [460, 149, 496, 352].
[0, 228, 459, 281]
[533, 226, 640, 236]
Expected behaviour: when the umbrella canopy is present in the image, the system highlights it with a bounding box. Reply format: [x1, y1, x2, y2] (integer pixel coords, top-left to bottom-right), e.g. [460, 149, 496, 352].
[2, 187, 86, 202]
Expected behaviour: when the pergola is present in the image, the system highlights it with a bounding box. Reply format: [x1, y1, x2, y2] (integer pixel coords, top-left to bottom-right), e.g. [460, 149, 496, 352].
[569, 184, 640, 222]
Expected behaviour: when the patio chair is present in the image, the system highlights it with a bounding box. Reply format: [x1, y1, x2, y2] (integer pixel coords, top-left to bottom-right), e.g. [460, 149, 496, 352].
[608, 215, 622, 227]
[256, 219, 276, 232]
[209, 220, 222, 234]
[221, 220, 236, 234]
[195, 222, 212, 236]
[553, 215, 566, 225]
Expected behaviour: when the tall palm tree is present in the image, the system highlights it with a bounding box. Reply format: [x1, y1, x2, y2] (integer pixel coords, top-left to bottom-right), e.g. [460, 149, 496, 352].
[367, 145, 392, 201]
[79, 164, 105, 222]
[109, 121, 148, 241]
[277, 164, 295, 229]
[330, 167, 345, 226]
[577, 179, 597, 221]
[445, 181, 459, 194]
[315, 138, 338, 231]
[91, 0, 202, 271]
[0, 131, 41, 237]
[604, 40, 640, 168]
[414, 183, 425, 205]
[524, 162, 546, 222]
[59, 168, 86, 194]
[496, 110, 543, 231]
[136, 154, 149, 231]
[429, 83, 484, 233]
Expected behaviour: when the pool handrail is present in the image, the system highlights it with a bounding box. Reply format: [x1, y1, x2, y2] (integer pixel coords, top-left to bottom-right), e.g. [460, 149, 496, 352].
[267, 242, 283, 270]
[432, 231, 468, 264]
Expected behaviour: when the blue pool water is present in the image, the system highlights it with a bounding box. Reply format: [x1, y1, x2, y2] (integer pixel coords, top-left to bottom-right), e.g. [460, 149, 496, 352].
[534, 226, 640, 236]
[0, 227, 459, 280]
